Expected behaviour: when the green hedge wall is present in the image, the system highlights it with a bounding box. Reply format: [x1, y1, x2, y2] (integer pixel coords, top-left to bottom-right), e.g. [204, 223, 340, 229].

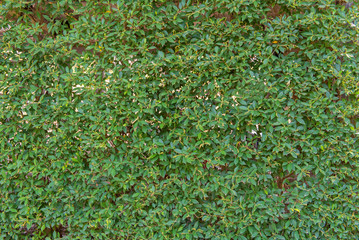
[1, 0, 359, 239]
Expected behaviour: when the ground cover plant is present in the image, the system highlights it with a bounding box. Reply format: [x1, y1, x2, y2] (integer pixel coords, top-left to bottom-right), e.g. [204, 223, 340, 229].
[1, 0, 359, 239]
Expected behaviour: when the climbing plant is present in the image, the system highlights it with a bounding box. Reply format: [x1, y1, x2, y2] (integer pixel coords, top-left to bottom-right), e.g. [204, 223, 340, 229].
[1, 0, 359, 239]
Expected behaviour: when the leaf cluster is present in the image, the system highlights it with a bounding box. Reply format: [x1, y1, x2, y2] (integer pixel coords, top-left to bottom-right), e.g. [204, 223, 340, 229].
[1, 0, 359, 239]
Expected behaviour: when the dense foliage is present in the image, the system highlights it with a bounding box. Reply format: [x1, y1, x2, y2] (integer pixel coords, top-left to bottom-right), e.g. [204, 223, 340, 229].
[1, 0, 359, 239]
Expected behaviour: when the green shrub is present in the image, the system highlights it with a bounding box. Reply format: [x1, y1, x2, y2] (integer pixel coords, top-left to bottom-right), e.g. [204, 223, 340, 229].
[1, 0, 359, 239]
